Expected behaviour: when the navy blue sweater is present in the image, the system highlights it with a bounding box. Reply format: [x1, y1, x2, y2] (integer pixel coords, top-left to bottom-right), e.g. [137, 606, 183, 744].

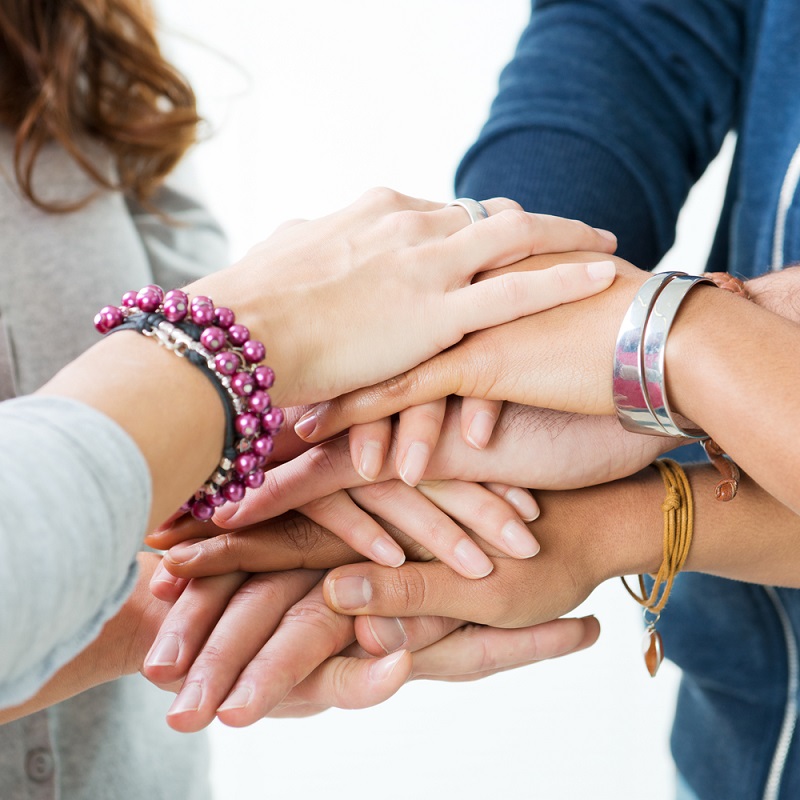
[457, 1, 800, 798]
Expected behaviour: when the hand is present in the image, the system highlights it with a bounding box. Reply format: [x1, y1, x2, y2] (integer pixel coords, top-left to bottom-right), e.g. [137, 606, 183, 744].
[190, 191, 619, 406]
[321, 472, 664, 630]
[143, 559, 600, 729]
[292, 252, 647, 437]
[149, 467, 541, 579]
[205, 397, 670, 533]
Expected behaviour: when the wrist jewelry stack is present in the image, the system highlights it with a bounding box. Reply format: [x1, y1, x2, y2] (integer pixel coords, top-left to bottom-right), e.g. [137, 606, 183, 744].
[614, 271, 740, 501]
[623, 459, 694, 677]
[94, 285, 282, 521]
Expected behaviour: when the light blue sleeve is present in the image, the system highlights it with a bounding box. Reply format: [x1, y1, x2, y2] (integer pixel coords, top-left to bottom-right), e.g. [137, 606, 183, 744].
[0, 395, 151, 708]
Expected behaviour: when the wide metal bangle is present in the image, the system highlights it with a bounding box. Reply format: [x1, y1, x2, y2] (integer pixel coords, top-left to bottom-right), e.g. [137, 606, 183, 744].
[641, 274, 714, 438]
[613, 272, 680, 435]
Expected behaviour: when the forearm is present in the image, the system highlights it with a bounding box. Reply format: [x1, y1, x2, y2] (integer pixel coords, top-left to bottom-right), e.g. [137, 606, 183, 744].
[666, 285, 800, 515]
[580, 465, 800, 589]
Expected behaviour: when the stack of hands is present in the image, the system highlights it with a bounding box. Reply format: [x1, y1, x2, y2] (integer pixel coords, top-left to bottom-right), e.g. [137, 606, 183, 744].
[81, 188, 798, 732]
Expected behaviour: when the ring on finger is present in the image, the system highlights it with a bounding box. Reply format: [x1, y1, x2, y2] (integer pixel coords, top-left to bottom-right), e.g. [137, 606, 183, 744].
[447, 197, 489, 224]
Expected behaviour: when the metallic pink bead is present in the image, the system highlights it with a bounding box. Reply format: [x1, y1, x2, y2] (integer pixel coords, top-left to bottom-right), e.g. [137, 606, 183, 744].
[261, 407, 284, 432]
[190, 500, 214, 521]
[136, 285, 164, 312]
[235, 413, 260, 438]
[252, 434, 274, 458]
[190, 301, 215, 326]
[254, 453, 268, 468]
[244, 469, 265, 489]
[222, 480, 246, 503]
[242, 339, 266, 363]
[234, 452, 258, 476]
[163, 297, 188, 323]
[163, 290, 189, 322]
[200, 326, 227, 352]
[206, 491, 227, 508]
[93, 305, 123, 333]
[190, 295, 212, 308]
[214, 351, 239, 376]
[213, 307, 235, 328]
[248, 390, 271, 414]
[121, 291, 138, 308]
[231, 371, 255, 397]
[227, 324, 250, 346]
[253, 366, 275, 389]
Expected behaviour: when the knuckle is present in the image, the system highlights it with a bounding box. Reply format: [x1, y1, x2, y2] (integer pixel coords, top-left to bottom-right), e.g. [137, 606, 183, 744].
[487, 196, 522, 214]
[495, 271, 527, 310]
[360, 186, 405, 211]
[383, 209, 427, 240]
[279, 515, 325, 553]
[495, 207, 532, 238]
[386, 567, 428, 614]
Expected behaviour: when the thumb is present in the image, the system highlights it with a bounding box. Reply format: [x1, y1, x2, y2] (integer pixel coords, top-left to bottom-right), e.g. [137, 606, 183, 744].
[323, 560, 498, 623]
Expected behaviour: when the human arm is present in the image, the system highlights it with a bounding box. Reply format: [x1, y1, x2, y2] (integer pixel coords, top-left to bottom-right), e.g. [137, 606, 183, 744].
[299, 250, 800, 516]
[456, 0, 746, 268]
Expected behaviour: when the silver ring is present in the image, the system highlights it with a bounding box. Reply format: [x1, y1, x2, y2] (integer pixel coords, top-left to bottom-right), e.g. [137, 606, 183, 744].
[447, 198, 489, 224]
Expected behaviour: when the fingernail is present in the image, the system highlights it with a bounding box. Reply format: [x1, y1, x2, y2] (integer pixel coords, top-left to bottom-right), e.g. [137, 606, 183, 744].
[167, 682, 203, 715]
[369, 650, 406, 682]
[145, 634, 181, 668]
[500, 520, 540, 558]
[466, 410, 496, 449]
[454, 540, 493, 578]
[167, 542, 201, 566]
[218, 686, 252, 712]
[369, 538, 406, 568]
[504, 487, 540, 521]
[150, 560, 178, 586]
[294, 412, 317, 439]
[586, 260, 616, 281]
[594, 227, 617, 243]
[358, 441, 384, 482]
[367, 616, 407, 654]
[213, 504, 237, 524]
[399, 442, 429, 487]
[329, 576, 372, 610]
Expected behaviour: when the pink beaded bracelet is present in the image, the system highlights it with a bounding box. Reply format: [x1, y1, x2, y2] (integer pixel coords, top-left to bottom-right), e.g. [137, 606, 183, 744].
[95, 285, 282, 521]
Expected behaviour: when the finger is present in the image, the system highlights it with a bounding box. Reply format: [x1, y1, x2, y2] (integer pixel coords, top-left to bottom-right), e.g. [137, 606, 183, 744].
[460, 397, 503, 450]
[149, 554, 191, 602]
[267, 649, 411, 719]
[349, 481, 494, 579]
[142, 571, 248, 686]
[395, 398, 446, 486]
[448, 260, 617, 335]
[146, 515, 230, 551]
[443, 210, 617, 277]
[164, 515, 363, 578]
[354, 614, 462, 656]
[483, 482, 540, 523]
[213, 436, 365, 528]
[165, 570, 322, 732]
[298, 490, 406, 568]
[214, 581, 357, 727]
[324, 560, 510, 623]
[429, 196, 520, 237]
[410, 616, 601, 681]
[348, 418, 392, 482]
[415, 479, 540, 559]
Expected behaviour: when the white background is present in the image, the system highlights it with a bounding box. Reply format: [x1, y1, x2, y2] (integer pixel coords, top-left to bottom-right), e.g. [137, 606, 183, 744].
[156, 2, 731, 798]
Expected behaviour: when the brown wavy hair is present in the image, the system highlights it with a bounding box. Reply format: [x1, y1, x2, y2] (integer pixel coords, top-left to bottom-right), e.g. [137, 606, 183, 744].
[0, 0, 201, 210]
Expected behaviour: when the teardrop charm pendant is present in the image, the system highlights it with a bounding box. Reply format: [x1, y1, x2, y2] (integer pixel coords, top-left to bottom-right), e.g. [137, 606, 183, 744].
[642, 626, 664, 677]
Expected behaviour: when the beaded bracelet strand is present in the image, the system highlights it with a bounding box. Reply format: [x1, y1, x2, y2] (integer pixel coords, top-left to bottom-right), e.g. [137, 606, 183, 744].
[94, 284, 283, 521]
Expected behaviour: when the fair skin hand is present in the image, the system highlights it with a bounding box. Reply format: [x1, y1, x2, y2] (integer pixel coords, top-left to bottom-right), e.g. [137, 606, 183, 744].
[184, 397, 668, 537]
[294, 253, 800, 516]
[39, 192, 617, 531]
[143, 557, 599, 731]
[0, 549, 599, 725]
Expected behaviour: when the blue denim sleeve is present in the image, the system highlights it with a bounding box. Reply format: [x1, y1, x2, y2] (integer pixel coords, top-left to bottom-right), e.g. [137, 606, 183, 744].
[456, 0, 747, 269]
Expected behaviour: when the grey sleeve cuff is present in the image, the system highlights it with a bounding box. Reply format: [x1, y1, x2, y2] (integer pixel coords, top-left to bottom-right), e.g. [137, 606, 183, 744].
[0, 396, 151, 707]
